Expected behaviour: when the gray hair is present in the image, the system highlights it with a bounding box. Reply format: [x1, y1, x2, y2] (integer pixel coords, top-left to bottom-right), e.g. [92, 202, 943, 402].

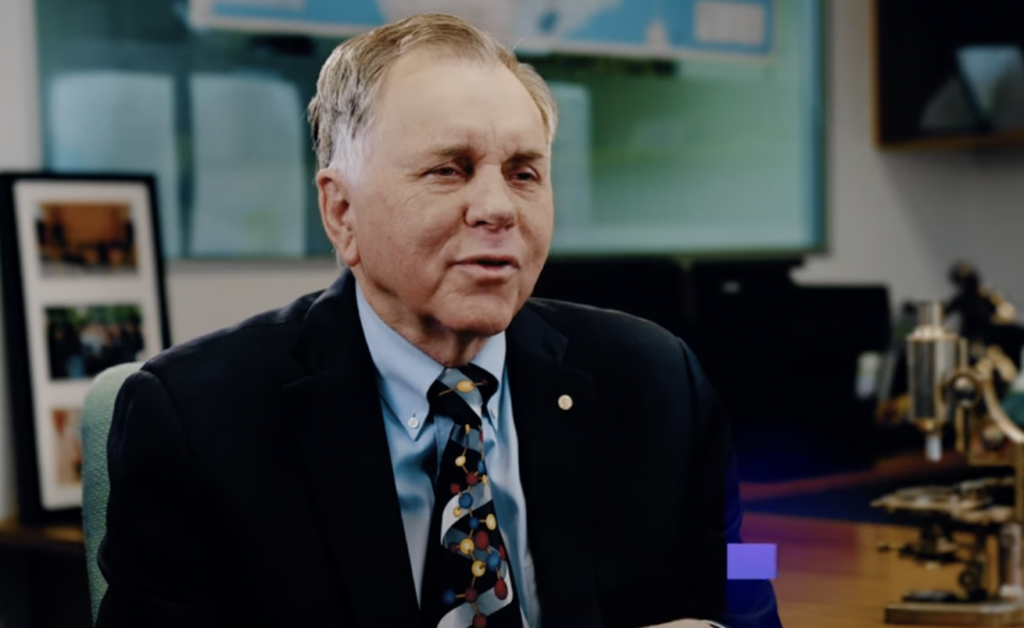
[307, 13, 559, 182]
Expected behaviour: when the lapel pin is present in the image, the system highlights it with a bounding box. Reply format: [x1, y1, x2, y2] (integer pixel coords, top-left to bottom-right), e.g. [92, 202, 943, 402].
[558, 394, 573, 411]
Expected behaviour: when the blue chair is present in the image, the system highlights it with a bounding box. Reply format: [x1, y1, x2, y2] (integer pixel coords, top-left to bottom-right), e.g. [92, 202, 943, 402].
[80, 362, 143, 624]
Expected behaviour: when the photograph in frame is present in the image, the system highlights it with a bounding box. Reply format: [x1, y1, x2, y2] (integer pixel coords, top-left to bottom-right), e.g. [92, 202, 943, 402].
[36, 200, 138, 276]
[0, 173, 171, 525]
[50, 406, 84, 488]
[46, 304, 146, 381]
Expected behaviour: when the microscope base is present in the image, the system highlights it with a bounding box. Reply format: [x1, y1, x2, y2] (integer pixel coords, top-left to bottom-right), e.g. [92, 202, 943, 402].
[886, 599, 1024, 625]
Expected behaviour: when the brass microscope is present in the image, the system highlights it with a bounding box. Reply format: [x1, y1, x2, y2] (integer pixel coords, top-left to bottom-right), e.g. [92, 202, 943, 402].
[872, 301, 1024, 625]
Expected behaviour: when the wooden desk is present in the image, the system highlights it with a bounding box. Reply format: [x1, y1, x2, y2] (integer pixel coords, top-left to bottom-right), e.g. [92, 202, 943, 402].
[740, 512, 980, 628]
[0, 518, 85, 556]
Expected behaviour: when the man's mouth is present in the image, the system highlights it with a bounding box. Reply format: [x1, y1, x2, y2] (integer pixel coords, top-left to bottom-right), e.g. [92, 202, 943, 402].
[460, 255, 517, 268]
[457, 257, 518, 276]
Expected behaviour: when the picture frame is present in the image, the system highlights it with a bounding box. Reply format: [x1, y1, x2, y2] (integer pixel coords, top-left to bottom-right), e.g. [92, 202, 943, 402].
[0, 173, 171, 525]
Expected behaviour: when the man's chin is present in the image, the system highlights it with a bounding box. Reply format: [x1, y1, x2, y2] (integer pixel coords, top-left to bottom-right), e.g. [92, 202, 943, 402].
[451, 316, 513, 339]
[439, 299, 517, 338]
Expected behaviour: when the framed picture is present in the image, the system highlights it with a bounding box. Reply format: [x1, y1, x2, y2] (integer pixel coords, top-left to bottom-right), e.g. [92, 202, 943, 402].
[0, 173, 171, 525]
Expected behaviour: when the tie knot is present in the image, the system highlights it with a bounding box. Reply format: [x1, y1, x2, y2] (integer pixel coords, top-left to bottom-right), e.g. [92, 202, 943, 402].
[428, 364, 497, 426]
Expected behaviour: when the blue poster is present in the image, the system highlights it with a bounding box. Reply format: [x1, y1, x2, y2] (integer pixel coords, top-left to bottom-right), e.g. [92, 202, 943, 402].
[190, 0, 774, 59]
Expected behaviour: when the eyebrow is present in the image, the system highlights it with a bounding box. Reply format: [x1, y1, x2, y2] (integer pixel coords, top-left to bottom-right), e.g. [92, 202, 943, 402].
[507, 149, 547, 164]
[426, 143, 471, 159]
[423, 143, 547, 164]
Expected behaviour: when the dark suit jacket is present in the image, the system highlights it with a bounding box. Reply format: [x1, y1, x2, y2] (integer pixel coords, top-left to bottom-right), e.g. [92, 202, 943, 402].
[96, 271, 781, 628]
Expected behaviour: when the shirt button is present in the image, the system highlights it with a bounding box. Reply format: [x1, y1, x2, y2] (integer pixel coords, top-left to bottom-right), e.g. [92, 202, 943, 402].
[407, 417, 420, 429]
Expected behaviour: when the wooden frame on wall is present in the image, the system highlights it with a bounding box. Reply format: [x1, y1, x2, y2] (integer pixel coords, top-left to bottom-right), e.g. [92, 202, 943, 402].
[0, 173, 171, 525]
[872, 0, 1024, 151]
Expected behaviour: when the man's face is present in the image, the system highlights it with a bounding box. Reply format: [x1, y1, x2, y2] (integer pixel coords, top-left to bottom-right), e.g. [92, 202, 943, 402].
[333, 52, 554, 340]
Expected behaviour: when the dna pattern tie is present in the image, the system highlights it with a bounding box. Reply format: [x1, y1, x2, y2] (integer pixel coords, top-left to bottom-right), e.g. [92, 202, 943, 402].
[421, 364, 522, 628]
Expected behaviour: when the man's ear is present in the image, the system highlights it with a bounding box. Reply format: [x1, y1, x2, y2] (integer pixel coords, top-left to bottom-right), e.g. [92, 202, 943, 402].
[316, 168, 359, 266]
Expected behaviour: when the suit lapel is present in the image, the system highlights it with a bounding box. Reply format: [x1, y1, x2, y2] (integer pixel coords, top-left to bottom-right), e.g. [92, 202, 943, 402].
[507, 305, 605, 627]
[283, 272, 420, 627]
[282, 275, 604, 626]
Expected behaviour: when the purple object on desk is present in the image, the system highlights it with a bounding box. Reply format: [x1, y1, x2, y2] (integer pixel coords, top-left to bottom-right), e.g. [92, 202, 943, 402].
[727, 543, 777, 579]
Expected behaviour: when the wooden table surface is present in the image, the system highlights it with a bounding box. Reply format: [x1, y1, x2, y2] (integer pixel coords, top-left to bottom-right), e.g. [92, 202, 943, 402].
[737, 512, 983, 628]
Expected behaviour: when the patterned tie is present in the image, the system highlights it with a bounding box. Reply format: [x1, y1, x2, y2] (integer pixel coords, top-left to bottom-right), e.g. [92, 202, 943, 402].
[420, 364, 523, 628]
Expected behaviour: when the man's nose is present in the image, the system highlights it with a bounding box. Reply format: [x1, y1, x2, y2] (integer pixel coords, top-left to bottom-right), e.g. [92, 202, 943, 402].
[464, 169, 516, 230]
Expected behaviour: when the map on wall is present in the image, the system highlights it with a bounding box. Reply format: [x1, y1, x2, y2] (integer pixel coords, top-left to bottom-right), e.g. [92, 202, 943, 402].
[190, 0, 774, 59]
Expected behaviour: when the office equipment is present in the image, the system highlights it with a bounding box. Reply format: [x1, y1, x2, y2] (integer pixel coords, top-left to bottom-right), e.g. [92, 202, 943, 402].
[533, 258, 892, 481]
[688, 261, 891, 480]
[946, 262, 1024, 374]
[876, 262, 1024, 428]
[872, 302, 1024, 625]
[744, 511, 1019, 628]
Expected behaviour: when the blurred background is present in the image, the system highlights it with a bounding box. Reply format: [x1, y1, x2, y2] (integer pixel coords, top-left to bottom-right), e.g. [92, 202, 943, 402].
[2, 0, 1024, 626]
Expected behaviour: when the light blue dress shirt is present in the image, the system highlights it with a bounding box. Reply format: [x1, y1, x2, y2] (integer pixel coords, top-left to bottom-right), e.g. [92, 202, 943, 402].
[356, 284, 540, 628]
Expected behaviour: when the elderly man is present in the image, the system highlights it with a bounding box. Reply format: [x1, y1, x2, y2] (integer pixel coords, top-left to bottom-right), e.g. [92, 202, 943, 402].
[96, 13, 780, 628]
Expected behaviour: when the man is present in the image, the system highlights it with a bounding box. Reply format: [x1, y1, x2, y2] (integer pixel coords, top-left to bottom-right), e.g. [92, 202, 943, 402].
[97, 13, 780, 628]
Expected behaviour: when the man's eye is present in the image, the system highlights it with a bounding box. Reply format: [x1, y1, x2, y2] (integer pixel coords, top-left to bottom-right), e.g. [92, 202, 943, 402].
[511, 170, 538, 182]
[431, 167, 460, 177]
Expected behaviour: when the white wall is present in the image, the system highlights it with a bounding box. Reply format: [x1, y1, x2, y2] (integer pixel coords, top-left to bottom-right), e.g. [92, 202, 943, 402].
[793, 0, 1024, 310]
[166, 261, 339, 342]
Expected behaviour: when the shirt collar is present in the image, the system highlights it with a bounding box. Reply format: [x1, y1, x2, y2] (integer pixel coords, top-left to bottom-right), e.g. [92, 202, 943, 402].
[355, 281, 505, 436]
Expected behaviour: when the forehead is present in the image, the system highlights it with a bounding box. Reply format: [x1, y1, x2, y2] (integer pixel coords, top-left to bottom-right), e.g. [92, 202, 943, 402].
[373, 52, 548, 154]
